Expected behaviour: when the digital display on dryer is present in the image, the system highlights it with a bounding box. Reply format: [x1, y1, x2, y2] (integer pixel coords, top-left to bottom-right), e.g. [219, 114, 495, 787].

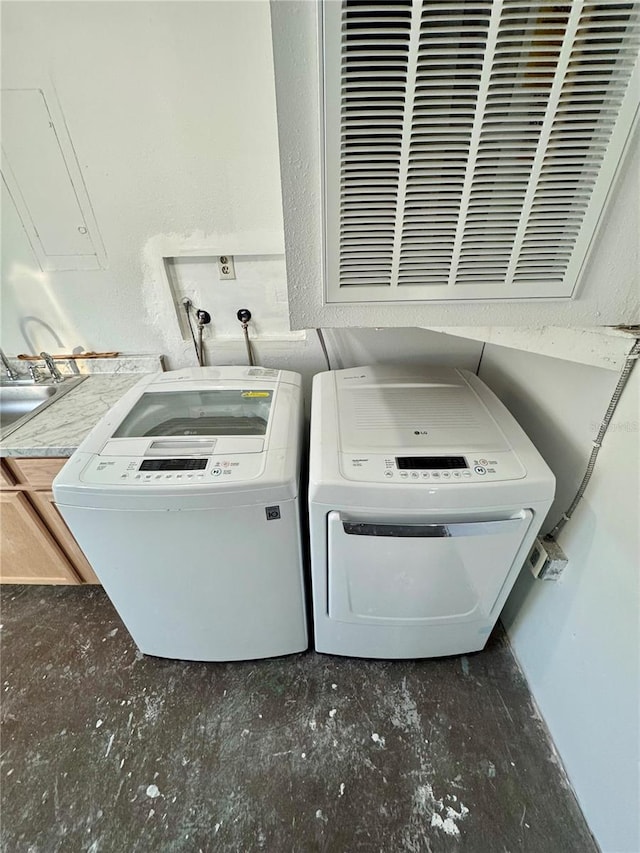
[395, 456, 468, 470]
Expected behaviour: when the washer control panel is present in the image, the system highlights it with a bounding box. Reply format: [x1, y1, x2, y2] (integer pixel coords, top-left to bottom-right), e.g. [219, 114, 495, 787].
[339, 452, 525, 483]
[80, 455, 264, 485]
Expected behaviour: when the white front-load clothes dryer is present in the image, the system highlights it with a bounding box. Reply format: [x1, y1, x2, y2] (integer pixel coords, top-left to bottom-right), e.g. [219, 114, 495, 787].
[308, 366, 555, 659]
[54, 367, 308, 661]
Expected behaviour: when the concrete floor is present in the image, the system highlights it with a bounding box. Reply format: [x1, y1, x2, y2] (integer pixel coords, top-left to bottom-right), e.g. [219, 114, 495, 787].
[1, 586, 596, 853]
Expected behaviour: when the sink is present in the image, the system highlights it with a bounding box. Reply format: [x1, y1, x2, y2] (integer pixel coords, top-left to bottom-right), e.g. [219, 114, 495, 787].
[0, 376, 86, 439]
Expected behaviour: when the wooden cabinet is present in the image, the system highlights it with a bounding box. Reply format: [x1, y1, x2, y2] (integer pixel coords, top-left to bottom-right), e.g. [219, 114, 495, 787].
[29, 491, 100, 584]
[0, 491, 80, 584]
[10, 457, 67, 489]
[1, 463, 16, 488]
[0, 457, 99, 585]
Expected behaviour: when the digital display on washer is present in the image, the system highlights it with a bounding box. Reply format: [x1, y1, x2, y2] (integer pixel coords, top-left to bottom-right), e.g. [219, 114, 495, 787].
[395, 456, 468, 470]
[139, 459, 207, 471]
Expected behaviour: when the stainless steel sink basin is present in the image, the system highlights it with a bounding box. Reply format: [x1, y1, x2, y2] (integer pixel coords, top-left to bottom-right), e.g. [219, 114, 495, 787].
[0, 376, 86, 439]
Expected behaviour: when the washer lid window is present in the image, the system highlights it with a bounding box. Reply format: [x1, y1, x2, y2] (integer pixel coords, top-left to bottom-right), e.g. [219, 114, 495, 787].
[113, 389, 274, 438]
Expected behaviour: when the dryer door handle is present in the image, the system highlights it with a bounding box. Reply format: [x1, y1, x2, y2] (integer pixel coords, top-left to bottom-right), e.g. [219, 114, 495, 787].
[341, 517, 526, 539]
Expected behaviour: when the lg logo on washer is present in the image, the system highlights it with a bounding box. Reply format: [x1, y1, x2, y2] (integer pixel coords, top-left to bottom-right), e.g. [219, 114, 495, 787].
[414, 430, 428, 435]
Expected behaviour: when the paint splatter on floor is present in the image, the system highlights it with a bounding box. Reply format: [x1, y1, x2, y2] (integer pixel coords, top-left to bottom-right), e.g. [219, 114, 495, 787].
[0, 586, 597, 852]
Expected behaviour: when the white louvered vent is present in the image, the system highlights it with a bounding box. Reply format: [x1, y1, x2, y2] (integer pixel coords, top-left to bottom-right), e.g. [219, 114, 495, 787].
[322, 0, 640, 302]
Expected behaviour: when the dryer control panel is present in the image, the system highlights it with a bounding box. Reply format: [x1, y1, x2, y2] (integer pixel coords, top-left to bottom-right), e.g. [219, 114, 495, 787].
[79, 455, 264, 485]
[339, 452, 525, 483]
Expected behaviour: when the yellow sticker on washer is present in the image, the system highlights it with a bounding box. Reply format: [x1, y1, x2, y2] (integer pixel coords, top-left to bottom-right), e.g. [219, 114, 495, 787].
[242, 391, 270, 398]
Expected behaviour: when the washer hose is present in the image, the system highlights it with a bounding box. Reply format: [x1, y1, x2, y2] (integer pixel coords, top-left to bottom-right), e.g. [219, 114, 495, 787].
[182, 299, 199, 364]
[237, 309, 255, 366]
[196, 309, 211, 367]
[316, 328, 332, 371]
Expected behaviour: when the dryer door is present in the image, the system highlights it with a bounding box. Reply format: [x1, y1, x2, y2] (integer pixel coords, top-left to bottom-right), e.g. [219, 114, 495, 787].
[327, 510, 533, 625]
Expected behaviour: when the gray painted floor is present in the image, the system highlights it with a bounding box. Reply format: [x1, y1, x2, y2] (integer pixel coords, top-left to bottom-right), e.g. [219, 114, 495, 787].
[1, 586, 596, 853]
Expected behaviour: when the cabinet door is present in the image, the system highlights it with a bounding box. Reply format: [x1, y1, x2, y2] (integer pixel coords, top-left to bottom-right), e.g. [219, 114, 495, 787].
[0, 491, 80, 584]
[30, 492, 100, 584]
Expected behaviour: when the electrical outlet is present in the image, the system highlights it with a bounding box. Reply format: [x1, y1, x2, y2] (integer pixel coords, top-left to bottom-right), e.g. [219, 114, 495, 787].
[217, 255, 236, 280]
[526, 537, 569, 581]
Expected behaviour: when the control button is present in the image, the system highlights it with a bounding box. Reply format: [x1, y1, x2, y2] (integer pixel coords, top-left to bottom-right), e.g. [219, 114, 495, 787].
[135, 474, 141, 480]
[421, 472, 430, 478]
[176, 475, 182, 480]
[442, 471, 451, 479]
[462, 471, 471, 478]
[120, 474, 128, 479]
[384, 471, 393, 478]
[479, 458, 488, 465]
[165, 475, 172, 479]
[212, 468, 222, 477]
[432, 472, 441, 479]
[144, 475, 152, 480]
[411, 472, 419, 479]
[474, 466, 486, 475]
[453, 471, 461, 478]
[400, 472, 408, 479]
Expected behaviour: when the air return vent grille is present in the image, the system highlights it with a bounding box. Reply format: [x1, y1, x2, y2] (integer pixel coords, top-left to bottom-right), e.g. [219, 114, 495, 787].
[322, 0, 639, 302]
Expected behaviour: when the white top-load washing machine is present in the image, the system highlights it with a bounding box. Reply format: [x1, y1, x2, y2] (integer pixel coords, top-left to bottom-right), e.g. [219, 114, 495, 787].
[309, 366, 555, 659]
[54, 366, 308, 661]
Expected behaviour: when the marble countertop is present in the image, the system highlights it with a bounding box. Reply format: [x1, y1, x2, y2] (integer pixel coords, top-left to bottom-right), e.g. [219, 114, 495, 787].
[0, 374, 146, 458]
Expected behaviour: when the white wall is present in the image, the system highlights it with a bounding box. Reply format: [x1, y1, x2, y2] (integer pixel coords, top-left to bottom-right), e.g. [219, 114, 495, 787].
[479, 345, 640, 853]
[4, 1, 639, 360]
[1, 1, 286, 362]
[0, 2, 485, 382]
[270, 0, 640, 329]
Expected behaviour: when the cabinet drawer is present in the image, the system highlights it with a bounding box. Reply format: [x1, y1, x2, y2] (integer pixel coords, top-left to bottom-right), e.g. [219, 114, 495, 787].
[5, 457, 67, 489]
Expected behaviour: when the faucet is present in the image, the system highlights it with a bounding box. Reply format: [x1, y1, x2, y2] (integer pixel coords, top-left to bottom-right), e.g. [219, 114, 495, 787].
[28, 363, 45, 383]
[40, 352, 64, 383]
[0, 348, 19, 381]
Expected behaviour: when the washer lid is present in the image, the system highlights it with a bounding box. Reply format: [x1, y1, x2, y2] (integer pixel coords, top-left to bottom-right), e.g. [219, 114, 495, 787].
[336, 367, 510, 453]
[113, 388, 274, 439]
